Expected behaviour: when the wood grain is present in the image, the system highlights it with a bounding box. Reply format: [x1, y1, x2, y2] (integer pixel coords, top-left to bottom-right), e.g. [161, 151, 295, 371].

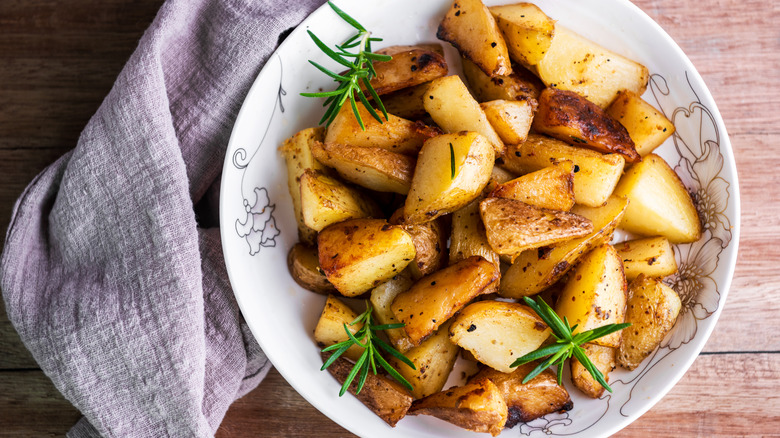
[0, 0, 778, 437]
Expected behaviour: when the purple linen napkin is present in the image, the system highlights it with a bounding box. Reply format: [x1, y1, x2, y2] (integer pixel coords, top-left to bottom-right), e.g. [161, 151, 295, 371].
[1, 0, 324, 436]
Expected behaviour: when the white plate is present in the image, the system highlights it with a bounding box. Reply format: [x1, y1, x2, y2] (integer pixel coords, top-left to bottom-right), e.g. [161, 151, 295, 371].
[219, 1, 740, 436]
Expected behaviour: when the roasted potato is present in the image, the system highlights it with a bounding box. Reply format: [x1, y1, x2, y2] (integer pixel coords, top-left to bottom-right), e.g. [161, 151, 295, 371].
[449, 198, 501, 274]
[280, 127, 328, 244]
[571, 343, 616, 398]
[614, 236, 678, 281]
[480, 99, 535, 145]
[391, 256, 499, 346]
[461, 57, 542, 102]
[404, 131, 495, 224]
[607, 89, 676, 157]
[287, 243, 336, 294]
[318, 219, 416, 297]
[449, 300, 550, 373]
[555, 244, 628, 348]
[409, 378, 508, 437]
[470, 363, 572, 427]
[379, 82, 431, 120]
[533, 87, 640, 163]
[613, 153, 702, 243]
[480, 197, 593, 260]
[423, 75, 505, 154]
[535, 26, 650, 108]
[618, 275, 682, 370]
[390, 208, 448, 279]
[322, 352, 413, 426]
[299, 169, 381, 232]
[367, 44, 448, 95]
[500, 195, 628, 298]
[502, 134, 625, 207]
[489, 2, 555, 67]
[437, 0, 512, 78]
[311, 141, 415, 194]
[370, 274, 416, 353]
[325, 104, 440, 156]
[314, 295, 364, 362]
[488, 161, 575, 211]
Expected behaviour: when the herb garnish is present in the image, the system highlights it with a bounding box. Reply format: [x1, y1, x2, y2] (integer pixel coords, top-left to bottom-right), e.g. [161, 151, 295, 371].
[449, 142, 456, 179]
[511, 296, 631, 392]
[301, 1, 391, 129]
[321, 301, 416, 396]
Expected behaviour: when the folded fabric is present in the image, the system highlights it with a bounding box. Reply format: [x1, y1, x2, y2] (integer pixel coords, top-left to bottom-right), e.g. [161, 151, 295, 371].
[1, 0, 324, 436]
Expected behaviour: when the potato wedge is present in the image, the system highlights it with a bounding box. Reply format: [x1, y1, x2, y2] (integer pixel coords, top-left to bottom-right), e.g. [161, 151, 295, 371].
[613, 153, 702, 243]
[423, 75, 504, 154]
[470, 363, 572, 427]
[404, 131, 495, 224]
[555, 244, 628, 348]
[449, 301, 550, 373]
[488, 161, 575, 211]
[480, 99, 534, 145]
[318, 219, 416, 297]
[322, 352, 413, 426]
[287, 243, 336, 294]
[499, 195, 628, 298]
[314, 295, 364, 362]
[480, 197, 593, 260]
[409, 378, 507, 437]
[437, 0, 512, 77]
[502, 134, 625, 207]
[489, 2, 555, 67]
[462, 57, 542, 102]
[280, 127, 328, 244]
[607, 89, 676, 157]
[571, 343, 616, 398]
[367, 45, 448, 95]
[450, 199, 501, 273]
[391, 256, 499, 346]
[388, 320, 460, 399]
[311, 141, 415, 194]
[535, 26, 650, 108]
[325, 104, 440, 156]
[390, 208, 448, 279]
[533, 88, 640, 163]
[618, 275, 682, 370]
[299, 169, 381, 232]
[614, 236, 678, 281]
[379, 82, 431, 120]
[370, 274, 416, 353]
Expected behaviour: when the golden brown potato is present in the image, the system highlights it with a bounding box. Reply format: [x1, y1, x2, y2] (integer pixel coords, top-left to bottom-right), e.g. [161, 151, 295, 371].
[404, 131, 495, 224]
[618, 275, 682, 370]
[390, 208, 448, 279]
[470, 363, 572, 427]
[555, 244, 628, 348]
[499, 195, 628, 298]
[449, 199, 501, 276]
[489, 2, 555, 67]
[391, 256, 499, 346]
[287, 243, 336, 295]
[370, 274, 416, 353]
[279, 127, 328, 244]
[488, 161, 575, 211]
[480, 99, 535, 145]
[571, 343, 616, 399]
[318, 219, 416, 297]
[613, 153, 702, 243]
[409, 378, 508, 437]
[535, 26, 650, 108]
[299, 169, 381, 232]
[533, 88, 640, 163]
[461, 57, 542, 102]
[379, 82, 431, 120]
[325, 104, 440, 156]
[437, 0, 512, 78]
[607, 90, 676, 157]
[311, 141, 415, 194]
[322, 352, 413, 427]
[479, 197, 593, 260]
[367, 45, 448, 95]
[449, 300, 550, 373]
[314, 295, 364, 362]
[502, 134, 625, 207]
[388, 320, 460, 399]
[614, 236, 678, 281]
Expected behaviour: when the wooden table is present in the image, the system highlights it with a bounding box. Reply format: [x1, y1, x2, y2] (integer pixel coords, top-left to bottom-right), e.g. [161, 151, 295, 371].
[1, 0, 778, 436]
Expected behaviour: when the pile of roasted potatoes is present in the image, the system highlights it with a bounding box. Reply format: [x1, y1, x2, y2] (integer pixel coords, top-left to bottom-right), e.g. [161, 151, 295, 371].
[282, 0, 698, 435]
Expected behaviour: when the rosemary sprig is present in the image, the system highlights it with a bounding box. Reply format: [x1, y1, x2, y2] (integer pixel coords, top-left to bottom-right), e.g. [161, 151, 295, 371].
[449, 142, 456, 179]
[511, 296, 631, 392]
[321, 301, 416, 396]
[301, 1, 391, 129]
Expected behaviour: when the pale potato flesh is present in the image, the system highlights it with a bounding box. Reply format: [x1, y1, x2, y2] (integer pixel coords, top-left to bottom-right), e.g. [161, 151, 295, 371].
[489, 2, 555, 66]
[311, 141, 415, 194]
[607, 89, 675, 157]
[313, 295, 364, 362]
[299, 170, 380, 232]
[370, 274, 416, 353]
[488, 161, 575, 211]
[571, 343, 616, 398]
[449, 198, 501, 275]
[480, 99, 534, 145]
[614, 236, 678, 281]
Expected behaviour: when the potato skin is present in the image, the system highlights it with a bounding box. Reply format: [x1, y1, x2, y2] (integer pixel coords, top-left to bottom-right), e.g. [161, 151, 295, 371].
[461, 57, 542, 103]
[287, 243, 336, 295]
[311, 141, 415, 194]
[366, 45, 448, 95]
[390, 208, 448, 279]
